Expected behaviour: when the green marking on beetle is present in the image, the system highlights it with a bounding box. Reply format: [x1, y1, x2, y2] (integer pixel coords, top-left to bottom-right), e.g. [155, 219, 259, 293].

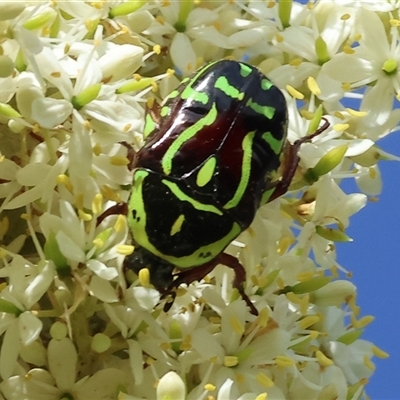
[145, 220, 241, 269]
[247, 99, 275, 119]
[162, 103, 218, 175]
[143, 114, 156, 138]
[127, 170, 149, 246]
[224, 131, 255, 209]
[177, 61, 222, 105]
[162, 178, 223, 215]
[239, 62, 252, 77]
[196, 156, 217, 187]
[170, 214, 185, 236]
[160, 106, 170, 117]
[181, 86, 209, 104]
[262, 131, 283, 154]
[166, 89, 180, 100]
[261, 78, 273, 90]
[261, 187, 275, 205]
[215, 76, 244, 100]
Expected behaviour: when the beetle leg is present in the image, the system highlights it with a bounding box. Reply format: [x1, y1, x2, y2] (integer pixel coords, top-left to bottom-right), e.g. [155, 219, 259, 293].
[268, 117, 330, 202]
[119, 141, 136, 171]
[166, 253, 258, 315]
[96, 202, 128, 226]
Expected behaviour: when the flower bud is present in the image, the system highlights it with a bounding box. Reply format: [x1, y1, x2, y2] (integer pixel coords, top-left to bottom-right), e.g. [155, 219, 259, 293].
[156, 371, 186, 400]
[312, 280, 356, 306]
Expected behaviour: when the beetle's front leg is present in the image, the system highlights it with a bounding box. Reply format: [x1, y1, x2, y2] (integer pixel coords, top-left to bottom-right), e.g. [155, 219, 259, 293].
[268, 118, 330, 202]
[96, 202, 128, 225]
[167, 254, 258, 315]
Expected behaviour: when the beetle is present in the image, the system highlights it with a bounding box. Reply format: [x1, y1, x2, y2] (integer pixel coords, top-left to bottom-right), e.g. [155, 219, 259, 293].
[102, 60, 328, 314]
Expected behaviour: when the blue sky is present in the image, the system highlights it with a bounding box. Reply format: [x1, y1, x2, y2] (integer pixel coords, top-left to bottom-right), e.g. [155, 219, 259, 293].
[337, 131, 400, 400]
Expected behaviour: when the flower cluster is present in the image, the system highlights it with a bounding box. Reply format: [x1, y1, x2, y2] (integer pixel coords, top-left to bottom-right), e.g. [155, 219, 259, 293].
[0, 1, 395, 399]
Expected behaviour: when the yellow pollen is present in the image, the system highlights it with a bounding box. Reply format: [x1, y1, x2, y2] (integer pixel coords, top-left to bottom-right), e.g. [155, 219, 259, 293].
[363, 355, 375, 371]
[50, 71, 61, 78]
[341, 82, 352, 91]
[309, 330, 319, 339]
[123, 123, 132, 132]
[275, 355, 295, 368]
[75, 193, 84, 210]
[21, 213, 30, 221]
[236, 373, 245, 383]
[160, 342, 170, 351]
[92, 238, 104, 249]
[139, 268, 151, 287]
[275, 33, 284, 43]
[92, 193, 103, 215]
[333, 123, 349, 132]
[267, 1, 275, 8]
[92, 143, 102, 156]
[286, 85, 304, 100]
[255, 394, 267, 400]
[114, 214, 126, 232]
[204, 383, 216, 391]
[109, 155, 129, 166]
[0, 217, 9, 237]
[344, 108, 366, 118]
[343, 45, 355, 54]
[333, 111, 345, 119]
[78, 209, 92, 221]
[276, 277, 285, 289]
[372, 345, 389, 359]
[166, 68, 175, 77]
[341, 13, 351, 20]
[277, 236, 294, 254]
[155, 15, 165, 24]
[116, 244, 134, 255]
[299, 315, 319, 330]
[256, 372, 274, 388]
[296, 271, 315, 282]
[179, 335, 192, 351]
[153, 44, 161, 54]
[390, 18, 400, 27]
[209, 356, 218, 364]
[256, 308, 269, 328]
[307, 76, 321, 96]
[83, 120, 91, 129]
[151, 82, 158, 92]
[57, 174, 73, 192]
[289, 57, 302, 67]
[100, 185, 120, 202]
[316, 350, 334, 366]
[224, 355, 239, 367]
[352, 315, 374, 329]
[230, 316, 245, 335]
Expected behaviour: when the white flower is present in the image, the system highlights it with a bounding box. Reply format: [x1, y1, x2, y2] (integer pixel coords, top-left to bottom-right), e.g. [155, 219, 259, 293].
[0, 256, 55, 380]
[323, 7, 400, 127]
[0, 1, 394, 399]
